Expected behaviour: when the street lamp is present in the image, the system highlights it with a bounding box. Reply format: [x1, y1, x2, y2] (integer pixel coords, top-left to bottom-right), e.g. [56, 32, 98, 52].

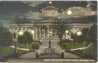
[67, 10, 72, 15]
[65, 30, 69, 33]
[31, 30, 34, 34]
[48, 31, 53, 48]
[77, 31, 82, 36]
[18, 31, 24, 36]
[30, 30, 34, 39]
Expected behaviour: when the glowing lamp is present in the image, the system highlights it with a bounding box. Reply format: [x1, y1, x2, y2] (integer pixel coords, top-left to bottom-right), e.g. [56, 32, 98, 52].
[77, 31, 82, 36]
[18, 31, 24, 36]
[31, 30, 34, 34]
[67, 10, 72, 15]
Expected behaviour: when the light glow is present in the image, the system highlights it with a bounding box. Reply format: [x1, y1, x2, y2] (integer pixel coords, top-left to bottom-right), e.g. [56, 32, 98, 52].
[77, 31, 82, 36]
[31, 30, 34, 34]
[49, 31, 52, 34]
[18, 31, 24, 36]
[67, 10, 72, 15]
[49, 1, 52, 4]
[65, 30, 69, 33]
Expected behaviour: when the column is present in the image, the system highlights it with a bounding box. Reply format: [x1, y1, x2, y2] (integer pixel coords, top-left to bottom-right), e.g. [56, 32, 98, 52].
[37, 26, 39, 40]
[39, 25, 41, 40]
[36, 27, 38, 40]
[34, 28, 36, 40]
[35, 27, 38, 40]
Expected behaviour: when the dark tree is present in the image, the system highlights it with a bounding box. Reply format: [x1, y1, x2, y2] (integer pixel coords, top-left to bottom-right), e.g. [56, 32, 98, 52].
[56, 21, 65, 42]
[18, 31, 33, 44]
[0, 26, 12, 46]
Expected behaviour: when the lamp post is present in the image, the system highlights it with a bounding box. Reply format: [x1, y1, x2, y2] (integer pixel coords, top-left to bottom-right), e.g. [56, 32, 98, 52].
[48, 31, 52, 48]
[49, 39, 51, 48]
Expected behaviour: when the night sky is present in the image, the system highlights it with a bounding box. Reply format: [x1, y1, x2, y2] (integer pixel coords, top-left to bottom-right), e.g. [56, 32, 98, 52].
[0, 1, 96, 25]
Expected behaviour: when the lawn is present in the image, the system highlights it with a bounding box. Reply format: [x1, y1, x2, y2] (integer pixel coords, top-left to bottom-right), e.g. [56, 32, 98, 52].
[59, 40, 96, 59]
[0, 46, 14, 58]
[60, 41, 88, 49]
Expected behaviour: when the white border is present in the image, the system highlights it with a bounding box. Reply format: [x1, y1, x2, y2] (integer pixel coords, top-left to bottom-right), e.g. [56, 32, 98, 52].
[0, 0, 96, 1]
[0, 0, 97, 63]
[44, 59, 95, 61]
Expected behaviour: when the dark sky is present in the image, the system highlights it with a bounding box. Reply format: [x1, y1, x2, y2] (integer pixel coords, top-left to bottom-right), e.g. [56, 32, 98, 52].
[0, 1, 96, 15]
[0, 1, 96, 25]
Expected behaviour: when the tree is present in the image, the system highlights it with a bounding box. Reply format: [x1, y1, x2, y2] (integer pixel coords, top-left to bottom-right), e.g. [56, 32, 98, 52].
[18, 31, 33, 44]
[56, 21, 65, 42]
[0, 26, 12, 46]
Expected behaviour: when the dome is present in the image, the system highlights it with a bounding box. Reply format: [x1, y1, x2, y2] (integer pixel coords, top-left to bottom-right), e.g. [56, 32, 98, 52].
[41, 6, 59, 17]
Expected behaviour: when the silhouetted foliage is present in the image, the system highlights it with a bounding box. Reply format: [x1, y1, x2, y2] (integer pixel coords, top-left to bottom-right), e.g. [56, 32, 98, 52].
[0, 26, 12, 46]
[18, 31, 33, 44]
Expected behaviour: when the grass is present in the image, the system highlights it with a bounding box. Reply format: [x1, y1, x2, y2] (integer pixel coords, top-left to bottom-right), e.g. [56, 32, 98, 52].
[0, 46, 14, 57]
[60, 41, 88, 49]
[16, 42, 40, 55]
[59, 40, 96, 59]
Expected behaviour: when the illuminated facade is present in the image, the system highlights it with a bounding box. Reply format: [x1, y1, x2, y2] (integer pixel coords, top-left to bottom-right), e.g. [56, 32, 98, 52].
[6, 1, 97, 59]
